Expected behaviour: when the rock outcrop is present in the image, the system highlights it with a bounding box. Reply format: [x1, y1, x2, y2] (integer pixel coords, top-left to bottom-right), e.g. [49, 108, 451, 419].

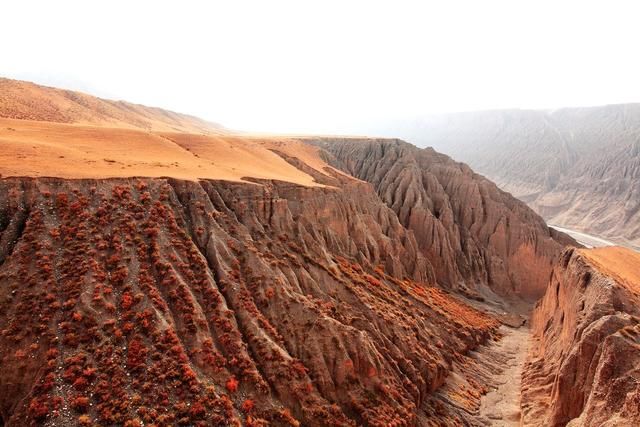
[315, 138, 572, 301]
[522, 246, 640, 426]
[378, 106, 640, 249]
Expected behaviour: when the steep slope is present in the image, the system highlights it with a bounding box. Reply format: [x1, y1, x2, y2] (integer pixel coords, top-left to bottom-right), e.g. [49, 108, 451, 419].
[0, 176, 503, 426]
[315, 138, 572, 301]
[378, 107, 640, 249]
[0, 78, 225, 134]
[523, 247, 640, 426]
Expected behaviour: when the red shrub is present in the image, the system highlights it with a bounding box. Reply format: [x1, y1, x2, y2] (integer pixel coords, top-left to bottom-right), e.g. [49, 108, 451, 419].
[225, 376, 239, 393]
[291, 360, 308, 378]
[55, 192, 69, 207]
[28, 398, 49, 420]
[126, 338, 148, 370]
[73, 376, 89, 390]
[241, 399, 255, 413]
[189, 402, 206, 418]
[182, 364, 197, 381]
[71, 396, 90, 411]
[144, 226, 160, 238]
[121, 292, 134, 310]
[265, 287, 275, 299]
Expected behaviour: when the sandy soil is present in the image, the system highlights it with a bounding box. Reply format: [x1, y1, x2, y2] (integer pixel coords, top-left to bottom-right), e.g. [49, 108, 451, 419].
[479, 326, 530, 426]
[0, 77, 225, 134]
[0, 77, 392, 187]
[0, 117, 335, 186]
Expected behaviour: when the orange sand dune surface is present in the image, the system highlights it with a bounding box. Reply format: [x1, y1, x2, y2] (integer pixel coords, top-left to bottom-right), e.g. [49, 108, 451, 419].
[580, 246, 640, 293]
[0, 117, 333, 186]
[0, 77, 225, 134]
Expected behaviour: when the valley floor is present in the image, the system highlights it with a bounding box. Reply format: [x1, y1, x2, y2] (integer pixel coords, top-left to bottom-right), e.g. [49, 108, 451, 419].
[549, 225, 615, 248]
[478, 326, 530, 426]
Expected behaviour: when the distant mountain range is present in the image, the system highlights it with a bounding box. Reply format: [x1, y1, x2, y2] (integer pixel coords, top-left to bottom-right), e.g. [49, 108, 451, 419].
[371, 106, 640, 250]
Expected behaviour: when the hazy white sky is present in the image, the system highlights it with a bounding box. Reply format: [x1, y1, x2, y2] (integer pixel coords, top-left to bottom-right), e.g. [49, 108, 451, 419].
[3, 0, 640, 134]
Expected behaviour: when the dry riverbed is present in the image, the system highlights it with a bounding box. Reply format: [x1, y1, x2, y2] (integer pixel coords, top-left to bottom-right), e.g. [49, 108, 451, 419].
[478, 326, 530, 425]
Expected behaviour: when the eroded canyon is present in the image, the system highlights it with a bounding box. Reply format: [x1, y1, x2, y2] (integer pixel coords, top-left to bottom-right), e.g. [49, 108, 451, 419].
[1, 79, 639, 426]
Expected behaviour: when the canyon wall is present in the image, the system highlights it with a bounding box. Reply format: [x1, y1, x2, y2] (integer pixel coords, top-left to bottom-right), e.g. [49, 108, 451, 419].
[315, 138, 572, 301]
[375, 107, 640, 249]
[523, 247, 640, 426]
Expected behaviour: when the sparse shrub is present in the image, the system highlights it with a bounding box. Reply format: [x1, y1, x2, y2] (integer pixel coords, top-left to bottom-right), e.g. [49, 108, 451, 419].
[73, 376, 89, 390]
[189, 402, 206, 418]
[265, 287, 275, 299]
[28, 398, 49, 420]
[71, 396, 90, 411]
[121, 292, 134, 310]
[225, 376, 239, 393]
[124, 419, 143, 427]
[242, 399, 255, 413]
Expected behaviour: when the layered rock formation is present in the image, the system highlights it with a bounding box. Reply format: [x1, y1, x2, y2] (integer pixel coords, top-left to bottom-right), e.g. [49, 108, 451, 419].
[372, 106, 640, 249]
[523, 247, 640, 426]
[315, 138, 572, 301]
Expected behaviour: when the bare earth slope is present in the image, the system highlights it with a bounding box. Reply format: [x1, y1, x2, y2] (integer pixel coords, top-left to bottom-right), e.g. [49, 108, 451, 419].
[0, 175, 506, 426]
[523, 246, 640, 426]
[0, 78, 226, 134]
[381, 106, 640, 250]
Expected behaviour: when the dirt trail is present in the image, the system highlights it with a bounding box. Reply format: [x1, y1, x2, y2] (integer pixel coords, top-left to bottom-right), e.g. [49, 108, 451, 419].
[478, 325, 530, 426]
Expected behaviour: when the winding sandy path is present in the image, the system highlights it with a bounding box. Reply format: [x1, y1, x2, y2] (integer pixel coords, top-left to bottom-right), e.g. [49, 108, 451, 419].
[478, 326, 530, 426]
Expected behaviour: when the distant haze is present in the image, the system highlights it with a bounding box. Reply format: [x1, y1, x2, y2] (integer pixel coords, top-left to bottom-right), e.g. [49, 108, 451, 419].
[3, 0, 640, 136]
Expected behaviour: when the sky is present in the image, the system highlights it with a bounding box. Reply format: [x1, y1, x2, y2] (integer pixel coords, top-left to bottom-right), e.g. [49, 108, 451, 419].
[3, 0, 640, 134]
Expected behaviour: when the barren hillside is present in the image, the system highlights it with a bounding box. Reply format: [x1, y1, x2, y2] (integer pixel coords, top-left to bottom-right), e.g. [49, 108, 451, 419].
[0, 78, 225, 134]
[0, 117, 329, 186]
